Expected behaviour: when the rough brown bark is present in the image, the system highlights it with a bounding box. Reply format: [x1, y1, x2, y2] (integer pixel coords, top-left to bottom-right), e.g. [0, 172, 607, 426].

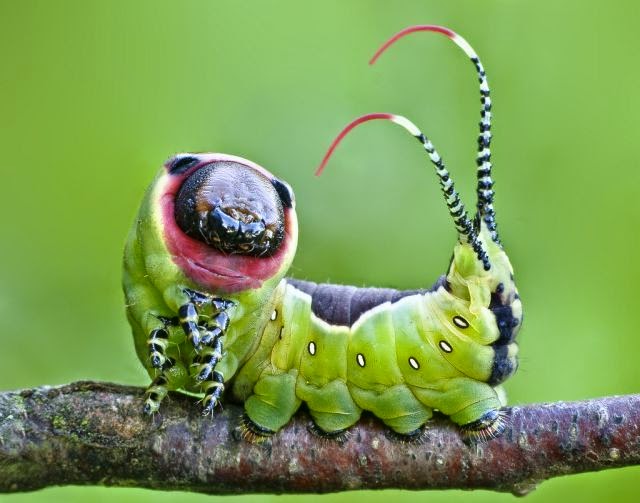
[0, 382, 638, 496]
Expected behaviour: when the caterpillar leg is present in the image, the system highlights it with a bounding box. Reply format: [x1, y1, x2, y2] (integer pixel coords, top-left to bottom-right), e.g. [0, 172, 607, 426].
[241, 413, 279, 443]
[179, 302, 202, 350]
[193, 332, 225, 415]
[384, 424, 432, 444]
[144, 374, 168, 414]
[191, 304, 233, 415]
[296, 379, 362, 434]
[146, 315, 178, 369]
[307, 422, 352, 443]
[350, 384, 432, 435]
[243, 372, 301, 441]
[200, 309, 230, 346]
[193, 329, 224, 381]
[161, 286, 235, 414]
[143, 358, 189, 414]
[413, 378, 505, 443]
[201, 370, 225, 415]
[460, 408, 509, 443]
[178, 288, 234, 351]
[143, 359, 175, 414]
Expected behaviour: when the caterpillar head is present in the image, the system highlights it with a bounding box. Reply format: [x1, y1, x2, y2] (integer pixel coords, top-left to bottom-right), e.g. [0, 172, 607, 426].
[148, 153, 297, 294]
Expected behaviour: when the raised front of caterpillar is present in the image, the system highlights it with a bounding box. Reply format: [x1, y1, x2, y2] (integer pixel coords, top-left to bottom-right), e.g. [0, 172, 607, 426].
[123, 153, 298, 415]
[122, 25, 523, 442]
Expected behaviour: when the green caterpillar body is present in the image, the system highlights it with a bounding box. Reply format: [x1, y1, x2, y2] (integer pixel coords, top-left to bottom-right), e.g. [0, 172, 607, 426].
[234, 244, 520, 437]
[123, 25, 523, 442]
[123, 152, 521, 441]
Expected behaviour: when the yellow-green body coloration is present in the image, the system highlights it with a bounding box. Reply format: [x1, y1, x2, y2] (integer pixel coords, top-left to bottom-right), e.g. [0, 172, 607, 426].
[123, 204, 289, 395]
[123, 26, 523, 441]
[123, 154, 299, 413]
[123, 152, 521, 438]
[233, 224, 520, 435]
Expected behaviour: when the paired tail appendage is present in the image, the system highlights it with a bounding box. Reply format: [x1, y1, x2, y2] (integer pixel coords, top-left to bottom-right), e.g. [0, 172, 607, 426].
[318, 25, 501, 269]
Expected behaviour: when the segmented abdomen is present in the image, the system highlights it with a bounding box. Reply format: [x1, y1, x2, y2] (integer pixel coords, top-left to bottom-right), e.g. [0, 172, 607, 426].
[241, 277, 507, 434]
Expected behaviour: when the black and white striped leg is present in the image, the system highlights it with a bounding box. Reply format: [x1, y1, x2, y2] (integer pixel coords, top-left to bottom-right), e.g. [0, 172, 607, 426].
[179, 289, 234, 414]
[200, 310, 230, 346]
[143, 358, 175, 414]
[193, 331, 224, 382]
[179, 288, 214, 350]
[180, 288, 235, 351]
[201, 370, 225, 416]
[179, 302, 201, 350]
[193, 316, 228, 414]
[147, 315, 178, 369]
[147, 327, 169, 369]
[210, 297, 235, 313]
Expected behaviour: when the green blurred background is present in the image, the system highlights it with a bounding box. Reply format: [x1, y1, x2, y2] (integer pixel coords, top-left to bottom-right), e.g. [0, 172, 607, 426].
[1, 0, 639, 501]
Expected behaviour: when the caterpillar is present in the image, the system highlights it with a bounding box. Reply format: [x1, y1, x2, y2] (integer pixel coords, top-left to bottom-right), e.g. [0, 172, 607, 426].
[122, 25, 522, 443]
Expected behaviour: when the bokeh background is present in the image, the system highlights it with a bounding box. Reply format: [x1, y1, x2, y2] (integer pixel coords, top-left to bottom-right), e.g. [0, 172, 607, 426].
[1, 0, 639, 501]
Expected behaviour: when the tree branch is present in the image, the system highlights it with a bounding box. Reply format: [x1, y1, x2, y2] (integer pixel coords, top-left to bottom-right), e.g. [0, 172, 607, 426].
[0, 382, 638, 496]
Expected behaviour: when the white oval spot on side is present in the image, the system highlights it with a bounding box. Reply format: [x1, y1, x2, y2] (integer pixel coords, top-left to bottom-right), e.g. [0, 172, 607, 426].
[270, 310, 277, 321]
[439, 340, 453, 353]
[308, 341, 316, 356]
[452, 315, 469, 329]
[356, 353, 366, 367]
[408, 357, 420, 370]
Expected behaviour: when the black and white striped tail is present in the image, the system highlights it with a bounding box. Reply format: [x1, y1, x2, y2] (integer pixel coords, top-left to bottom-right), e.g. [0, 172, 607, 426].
[393, 114, 491, 270]
[316, 113, 490, 270]
[451, 32, 500, 245]
[369, 25, 500, 245]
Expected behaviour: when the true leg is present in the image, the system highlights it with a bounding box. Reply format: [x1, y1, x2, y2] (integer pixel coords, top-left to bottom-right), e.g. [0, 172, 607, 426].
[143, 358, 174, 414]
[147, 315, 177, 369]
[193, 312, 229, 415]
[178, 288, 235, 351]
[202, 370, 225, 415]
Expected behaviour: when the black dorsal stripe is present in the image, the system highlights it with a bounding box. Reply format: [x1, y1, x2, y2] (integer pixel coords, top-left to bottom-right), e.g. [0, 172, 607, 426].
[287, 275, 447, 327]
